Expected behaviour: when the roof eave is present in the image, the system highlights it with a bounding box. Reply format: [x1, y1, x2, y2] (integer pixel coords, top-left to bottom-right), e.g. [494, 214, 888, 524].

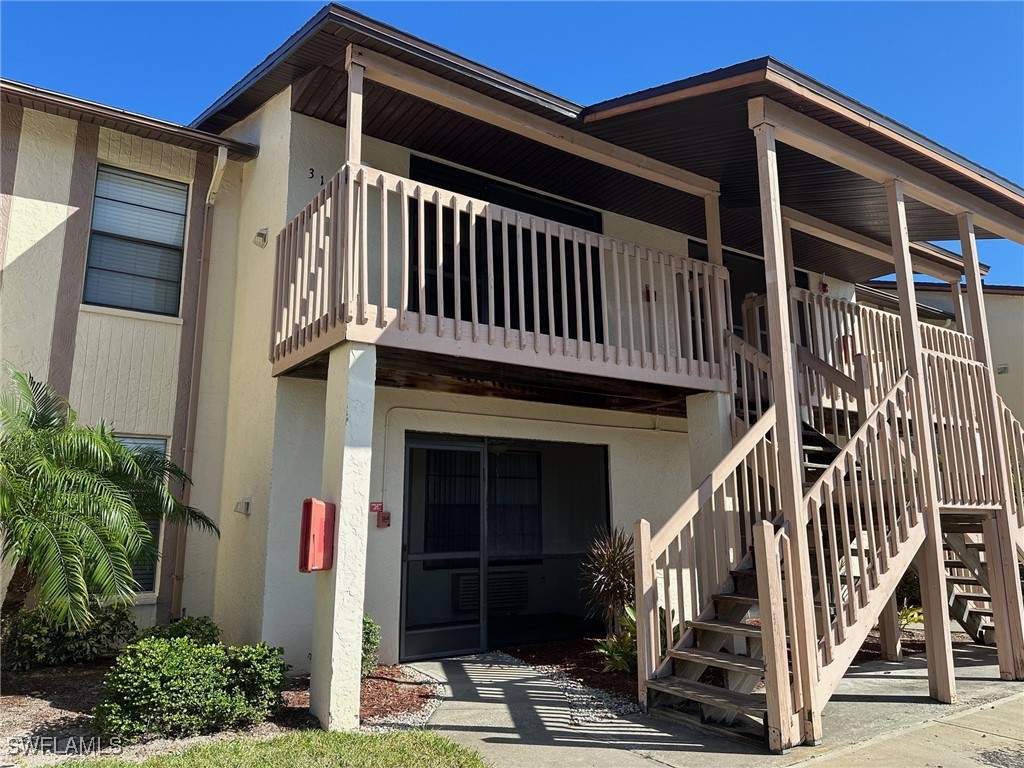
[1, 78, 258, 162]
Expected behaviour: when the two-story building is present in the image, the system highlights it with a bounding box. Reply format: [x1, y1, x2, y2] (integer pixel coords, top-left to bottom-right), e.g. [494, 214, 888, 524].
[2, 4, 1022, 752]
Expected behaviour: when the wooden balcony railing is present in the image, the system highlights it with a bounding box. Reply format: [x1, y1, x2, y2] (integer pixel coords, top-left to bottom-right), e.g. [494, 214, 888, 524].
[271, 163, 732, 390]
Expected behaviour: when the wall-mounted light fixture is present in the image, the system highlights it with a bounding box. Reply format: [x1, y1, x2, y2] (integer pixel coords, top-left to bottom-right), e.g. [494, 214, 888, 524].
[253, 228, 269, 249]
[234, 497, 253, 516]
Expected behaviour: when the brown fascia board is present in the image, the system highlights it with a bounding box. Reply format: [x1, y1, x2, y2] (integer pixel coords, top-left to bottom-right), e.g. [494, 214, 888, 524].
[583, 57, 1024, 214]
[190, 3, 582, 132]
[867, 279, 1024, 296]
[1, 79, 258, 162]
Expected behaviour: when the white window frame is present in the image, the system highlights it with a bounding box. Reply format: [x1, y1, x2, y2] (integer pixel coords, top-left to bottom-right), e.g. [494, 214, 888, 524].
[83, 165, 191, 319]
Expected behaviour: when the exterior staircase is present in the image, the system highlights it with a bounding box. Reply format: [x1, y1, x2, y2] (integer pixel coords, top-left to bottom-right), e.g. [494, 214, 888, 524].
[940, 528, 1024, 645]
[634, 304, 1024, 752]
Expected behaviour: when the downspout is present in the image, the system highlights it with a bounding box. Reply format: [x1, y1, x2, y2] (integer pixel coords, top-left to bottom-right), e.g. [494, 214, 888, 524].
[170, 146, 228, 618]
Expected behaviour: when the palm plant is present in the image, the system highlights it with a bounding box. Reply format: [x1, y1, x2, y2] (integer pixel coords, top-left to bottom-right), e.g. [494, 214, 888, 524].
[580, 526, 635, 634]
[0, 367, 218, 631]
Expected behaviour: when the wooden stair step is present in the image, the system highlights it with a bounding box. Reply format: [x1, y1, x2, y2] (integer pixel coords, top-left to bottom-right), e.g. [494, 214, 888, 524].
[646, 677, 767, 718]
[947, 576, 981, 586]
[963, 594, 992, 602]
[970, 607, 994, 617]
[964, 541, 986, 550]
[712, 593, 759, 607]
[667, 647, 765, 676]
[687, 619, 763, 639]
[943, 559, 967, 569]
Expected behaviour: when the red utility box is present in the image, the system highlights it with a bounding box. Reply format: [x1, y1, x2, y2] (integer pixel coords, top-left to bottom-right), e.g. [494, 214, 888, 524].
[299, 497, 335, 573]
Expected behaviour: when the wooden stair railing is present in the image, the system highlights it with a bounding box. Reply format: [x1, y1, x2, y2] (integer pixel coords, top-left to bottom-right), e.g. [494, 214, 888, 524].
[634, 403, 781, 700]
[799, 373, 929, 698]
[1000, 396, 1024, 554]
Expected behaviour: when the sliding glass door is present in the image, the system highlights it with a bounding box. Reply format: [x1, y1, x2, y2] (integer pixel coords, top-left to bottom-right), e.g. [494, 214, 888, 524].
[401, 442, 485, 660]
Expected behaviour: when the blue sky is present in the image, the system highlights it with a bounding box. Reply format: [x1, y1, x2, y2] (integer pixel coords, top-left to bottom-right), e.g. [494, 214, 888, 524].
[2, 1, 1021, 283]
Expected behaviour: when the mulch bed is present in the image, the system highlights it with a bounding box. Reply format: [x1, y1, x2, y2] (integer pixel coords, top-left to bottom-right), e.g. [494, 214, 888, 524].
[0, 661, 434, 749]
[501, 637, 637, 701]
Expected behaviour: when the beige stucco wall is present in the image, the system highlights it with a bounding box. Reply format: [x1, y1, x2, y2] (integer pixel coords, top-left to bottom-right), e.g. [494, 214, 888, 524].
[0, 109, 203, 627]
[0, 110, 76, 378]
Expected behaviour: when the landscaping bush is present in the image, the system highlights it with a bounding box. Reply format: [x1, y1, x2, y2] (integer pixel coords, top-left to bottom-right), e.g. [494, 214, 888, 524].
[1, 603, 136, 673]
[93, 637, 241, 741]
[580, 527, 634, 633]
[93, 636, 288, 741]
[225, 643, 289, 723]
[136, 615, 221, 645]
[362, 614, 381, 677]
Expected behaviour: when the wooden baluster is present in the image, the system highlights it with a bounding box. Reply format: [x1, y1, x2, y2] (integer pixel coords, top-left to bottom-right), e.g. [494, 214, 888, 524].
[379, 178, 389, 328]
[417, 188, 427, 334]
[452, 195, 461, 340]
[586, 233, 597, 361]
[681, 264, 693, 372]
[610, 239, 623, 365]
[858, 428, 880, 589]
[632, 245, 647, 368]
[434, 190, 444, 337]
[670, 258, 683, 374]
[399, 181, 409, 331]
[359, 169, 369, 325]
[502, 210, 512, 348]
[532, 219, 542, 354]
[646, 249, 659, 369]
[598, 236, 610, 363]
[545, 222, 556, 355]
[468, 201, 479, 342]
[559, 226, 570, 357]
[516, 214, 527, 350]
[486, 205, 495, 345]
[622, 241, 634, 366]
[658, 256, 672, 373]
[573, 230, 584, 359]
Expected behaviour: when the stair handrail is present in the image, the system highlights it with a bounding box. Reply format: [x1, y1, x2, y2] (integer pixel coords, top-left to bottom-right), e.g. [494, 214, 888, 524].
[726, 331, 774, 430]
[800, 372, 930, 697]
[634, 405, 780, 703]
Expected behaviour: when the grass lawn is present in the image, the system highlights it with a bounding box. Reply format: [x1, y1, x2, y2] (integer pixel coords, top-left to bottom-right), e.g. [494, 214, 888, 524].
[72, 730, 487, 768]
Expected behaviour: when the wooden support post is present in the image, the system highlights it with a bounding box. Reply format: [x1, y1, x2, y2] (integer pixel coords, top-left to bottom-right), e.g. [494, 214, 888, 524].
[949, 280, 967, 335]
[886, 179, 956, 703]
[704, 194, 724, 267]
[754, 521, 796, 753]
[753, 121, 821, 744]
[341, 53, 365, 321]
[959, 212, 1024, 680]
[634, 518, 657, 708]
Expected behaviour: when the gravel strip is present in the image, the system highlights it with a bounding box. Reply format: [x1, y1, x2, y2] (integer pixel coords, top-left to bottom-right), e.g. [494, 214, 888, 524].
[478, 651, 642, 724]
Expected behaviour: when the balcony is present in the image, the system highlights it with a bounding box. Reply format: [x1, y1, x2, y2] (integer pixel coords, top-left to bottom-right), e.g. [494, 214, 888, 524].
[271, 163, 732, 393]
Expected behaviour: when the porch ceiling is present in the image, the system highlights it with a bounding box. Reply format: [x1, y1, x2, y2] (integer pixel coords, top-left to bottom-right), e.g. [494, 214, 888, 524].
[195, 4, 1023, 283]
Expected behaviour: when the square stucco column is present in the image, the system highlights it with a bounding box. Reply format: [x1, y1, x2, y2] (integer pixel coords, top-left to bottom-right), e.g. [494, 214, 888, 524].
[685, 390, 736, 631]
[309, 341, 376, 730]
[686, 391, 734, 481]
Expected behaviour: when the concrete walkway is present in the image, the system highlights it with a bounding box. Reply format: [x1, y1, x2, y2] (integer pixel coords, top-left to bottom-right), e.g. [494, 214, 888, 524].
[415, 645, 1024, 768]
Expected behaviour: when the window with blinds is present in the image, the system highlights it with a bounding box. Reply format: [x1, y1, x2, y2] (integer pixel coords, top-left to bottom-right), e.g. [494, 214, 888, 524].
[83, 166, 189, 316]
[115, 436, 168, 592]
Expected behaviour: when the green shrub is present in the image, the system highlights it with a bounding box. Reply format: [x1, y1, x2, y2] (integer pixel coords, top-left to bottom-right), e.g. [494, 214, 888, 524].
[899, 605, 924, 631]
[137, 616, 221, 645]
[362, 615, 381, 677]
[226, 643, 289, 723]
[1, 603, 136, 673]
[93, 637, 242, 741]
[594, 604, 678, 675]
